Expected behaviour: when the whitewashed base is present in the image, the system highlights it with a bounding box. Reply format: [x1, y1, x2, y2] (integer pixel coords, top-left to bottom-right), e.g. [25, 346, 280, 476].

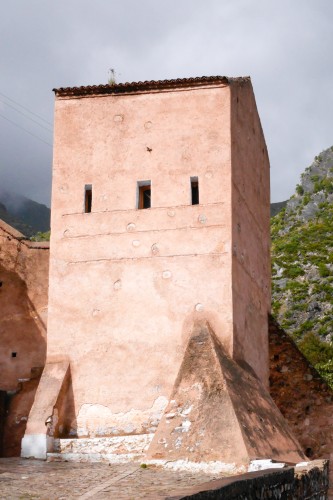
[48, 434, 153, 463]
[21, 434, 54, 459]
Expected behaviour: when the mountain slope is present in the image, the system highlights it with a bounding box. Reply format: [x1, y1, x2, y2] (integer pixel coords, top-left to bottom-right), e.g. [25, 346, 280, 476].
[0, 190, 50, 238]
[271, 146, 333, 343]
[270, 200, 287, 217]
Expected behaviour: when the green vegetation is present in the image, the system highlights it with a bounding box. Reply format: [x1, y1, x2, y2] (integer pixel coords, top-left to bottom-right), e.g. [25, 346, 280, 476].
[314, 178, 333, 194]
[296, 184, 304, 195]
[271, 146, 333, 387]
[30, 231, 50, 242]
[298, 333, 333, 388]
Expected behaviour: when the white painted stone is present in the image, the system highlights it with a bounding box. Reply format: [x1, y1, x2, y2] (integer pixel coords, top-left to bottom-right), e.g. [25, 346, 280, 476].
[181, 420, 191, 432]
[21, 434, 54, 459]
[48, 434, 154, 463]
[54, 434, 153, 455]
[145, 459, 245, 474]
[76, 396, 167, 438]
[47, 452, 140, 464]
[248, 459, 286, 472]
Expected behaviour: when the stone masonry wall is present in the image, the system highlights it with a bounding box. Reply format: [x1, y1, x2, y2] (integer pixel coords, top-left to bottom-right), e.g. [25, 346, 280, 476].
[168, 460, 328, 499]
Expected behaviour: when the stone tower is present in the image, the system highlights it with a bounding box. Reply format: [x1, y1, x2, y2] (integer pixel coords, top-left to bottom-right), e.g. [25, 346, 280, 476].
[22, 76, 304, 467]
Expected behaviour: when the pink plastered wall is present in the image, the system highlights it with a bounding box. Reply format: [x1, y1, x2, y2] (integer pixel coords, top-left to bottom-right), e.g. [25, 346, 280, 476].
[230, 81, 271, 385]
[46, 80, 269, 437]
[0, 221, 48, 390]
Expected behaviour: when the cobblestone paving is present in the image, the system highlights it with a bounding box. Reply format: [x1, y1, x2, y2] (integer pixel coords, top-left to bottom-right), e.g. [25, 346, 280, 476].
[0, 458, 221, 499]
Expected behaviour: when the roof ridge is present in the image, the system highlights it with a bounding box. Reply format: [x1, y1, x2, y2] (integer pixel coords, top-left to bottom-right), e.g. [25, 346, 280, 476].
[53, 75, 251, 97]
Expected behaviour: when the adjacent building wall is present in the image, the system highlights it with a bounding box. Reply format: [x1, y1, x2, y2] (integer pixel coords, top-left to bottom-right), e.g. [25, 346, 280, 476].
[0, 220, 48, 390]
[0, 220, 48, 455]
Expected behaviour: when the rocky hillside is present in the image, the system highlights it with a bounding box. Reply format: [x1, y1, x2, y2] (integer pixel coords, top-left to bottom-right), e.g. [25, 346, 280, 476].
[271, 146, 333, 346]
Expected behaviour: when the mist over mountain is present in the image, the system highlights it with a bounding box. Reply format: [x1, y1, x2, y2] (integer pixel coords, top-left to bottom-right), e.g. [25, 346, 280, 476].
[0, 189, 50, 238]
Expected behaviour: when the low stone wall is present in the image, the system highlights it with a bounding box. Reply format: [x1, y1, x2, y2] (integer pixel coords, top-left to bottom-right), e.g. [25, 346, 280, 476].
[167, 460, 329, 499]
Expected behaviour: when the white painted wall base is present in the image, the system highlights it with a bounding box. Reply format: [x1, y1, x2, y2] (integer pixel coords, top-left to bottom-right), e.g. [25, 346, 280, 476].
[21, 434, 54, 459]
[48, 434, 153, 463]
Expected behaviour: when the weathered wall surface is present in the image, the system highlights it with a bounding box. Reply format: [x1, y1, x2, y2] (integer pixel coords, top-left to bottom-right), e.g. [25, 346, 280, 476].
[25, 78, 271, 450]
[0, 220, 48, 455]
[0, 220, 49, 329]
[146, 321, 303, 466]
[269, 316, 333, 494]
[2, 372, 42, 457]
[46, 83, 235, 438]
[0, 220, 48, 390]
[230, 81, 271, 386]
[269, 317, 333, 459]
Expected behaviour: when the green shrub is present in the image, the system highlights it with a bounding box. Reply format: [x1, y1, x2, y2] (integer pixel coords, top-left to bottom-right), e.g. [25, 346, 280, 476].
[30, 231, 50, 242]
[315, 360, 333, 389]
[318, 263, 330, 278]
[298, 332, 333, 365]
[310, 175, 320, 182]
[296, 184, 304, 195]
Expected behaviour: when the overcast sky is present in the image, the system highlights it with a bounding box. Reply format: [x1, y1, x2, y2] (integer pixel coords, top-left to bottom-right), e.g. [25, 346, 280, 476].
[0, 0, 332, 206]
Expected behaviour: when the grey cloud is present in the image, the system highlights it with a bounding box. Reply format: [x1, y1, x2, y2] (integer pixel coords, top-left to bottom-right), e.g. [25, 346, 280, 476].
[1, 0, 333, 205]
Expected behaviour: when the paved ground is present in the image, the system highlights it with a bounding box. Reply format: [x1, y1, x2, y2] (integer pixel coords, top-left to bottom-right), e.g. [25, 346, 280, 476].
[0, 458, 222, 499]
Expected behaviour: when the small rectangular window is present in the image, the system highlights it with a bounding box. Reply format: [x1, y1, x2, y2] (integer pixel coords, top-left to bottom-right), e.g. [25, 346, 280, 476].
[84, 185, 92, 213]
[191, 177, 199, 205]
[137, 181, 151, 209]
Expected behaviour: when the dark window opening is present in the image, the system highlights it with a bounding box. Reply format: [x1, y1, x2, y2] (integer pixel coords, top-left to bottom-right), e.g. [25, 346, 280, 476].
[191, 177, 199, 205]
[11, 352, 17, 358]
[138, 183, 151, 209]
[85, 185, 92, 213]
[0, 281, 2, 287]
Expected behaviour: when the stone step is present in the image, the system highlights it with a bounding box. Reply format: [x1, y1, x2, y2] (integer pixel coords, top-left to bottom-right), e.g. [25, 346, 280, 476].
[48, 434, 153, 463]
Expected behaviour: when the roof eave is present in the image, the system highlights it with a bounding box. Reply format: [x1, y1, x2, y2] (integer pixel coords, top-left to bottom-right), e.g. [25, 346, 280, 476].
[53, 75, 251, 97]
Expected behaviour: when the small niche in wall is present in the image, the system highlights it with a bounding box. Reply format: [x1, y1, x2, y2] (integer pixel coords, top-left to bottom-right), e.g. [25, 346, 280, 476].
[11, 352, 17, 358]
[191, 177, 199, 205]
[137, 181, 151, 209]
[84, 184, 92, 213]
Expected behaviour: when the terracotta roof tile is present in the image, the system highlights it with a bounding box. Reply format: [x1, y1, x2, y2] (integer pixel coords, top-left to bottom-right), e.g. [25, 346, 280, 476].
[53, 75, 250, 97]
